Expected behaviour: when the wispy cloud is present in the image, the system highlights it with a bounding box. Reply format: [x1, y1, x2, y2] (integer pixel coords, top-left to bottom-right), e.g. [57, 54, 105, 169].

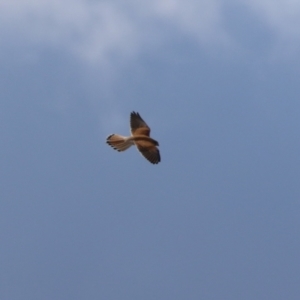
[2, 0, 300, 65]
[2, 0, 300, 130]
[2, 0, 300, 66]
[244, 0, 300, 37]
[0, 0, 230, 65]
[0, 1, 137, 64]
[242, 0, 300, 57]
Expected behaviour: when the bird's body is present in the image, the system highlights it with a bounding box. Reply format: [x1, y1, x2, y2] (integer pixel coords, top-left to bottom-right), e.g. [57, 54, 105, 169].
[106, 112, 161, 164]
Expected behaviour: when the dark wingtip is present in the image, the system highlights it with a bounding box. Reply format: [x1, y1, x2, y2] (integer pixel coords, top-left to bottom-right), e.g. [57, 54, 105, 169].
[131, 111, 140, 117]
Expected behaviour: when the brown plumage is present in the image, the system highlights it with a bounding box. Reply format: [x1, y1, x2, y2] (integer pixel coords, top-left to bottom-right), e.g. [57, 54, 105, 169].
[106, 111, 160, 164]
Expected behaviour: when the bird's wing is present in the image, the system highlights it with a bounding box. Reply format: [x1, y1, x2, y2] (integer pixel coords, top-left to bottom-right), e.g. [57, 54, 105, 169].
[130, 111, 150, 136]
[135, 140, 160, 164]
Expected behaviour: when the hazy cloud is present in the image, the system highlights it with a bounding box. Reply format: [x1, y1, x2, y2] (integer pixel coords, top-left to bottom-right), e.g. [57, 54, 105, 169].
[244, 0, 300, 37]
[243, 0, 300, 57]
[1, 0, 300, 64]
[0, 0, 229, 65]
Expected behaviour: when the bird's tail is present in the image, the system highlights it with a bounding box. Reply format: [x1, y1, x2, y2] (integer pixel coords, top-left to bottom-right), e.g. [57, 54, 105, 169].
[106, 134, 133, 152]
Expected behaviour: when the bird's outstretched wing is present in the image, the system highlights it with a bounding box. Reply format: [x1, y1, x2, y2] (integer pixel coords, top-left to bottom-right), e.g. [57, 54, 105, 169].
[130, 111, 150, 136]
[136, 142, 161, 164]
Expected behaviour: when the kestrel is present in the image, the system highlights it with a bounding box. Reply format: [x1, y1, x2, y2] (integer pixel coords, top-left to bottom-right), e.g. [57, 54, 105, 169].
[106, 111, 161, 164]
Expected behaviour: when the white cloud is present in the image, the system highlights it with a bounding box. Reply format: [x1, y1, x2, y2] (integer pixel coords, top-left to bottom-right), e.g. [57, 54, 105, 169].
[0, 0, 229, 65]
[242, 0, 300, 57]
[2, 0, 300, 130]
[0, 1, 139, 64]
[136, 0, 230, 44]
[244, 0, 300, 37]
[1, 0, 300, 64]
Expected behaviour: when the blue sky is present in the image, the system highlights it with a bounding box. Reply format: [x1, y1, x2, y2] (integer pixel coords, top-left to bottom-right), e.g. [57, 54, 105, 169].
[1, 1, 300, 299]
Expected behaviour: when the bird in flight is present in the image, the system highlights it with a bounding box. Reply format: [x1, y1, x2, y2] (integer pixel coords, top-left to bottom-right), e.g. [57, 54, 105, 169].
[106, 111, 160, 164]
